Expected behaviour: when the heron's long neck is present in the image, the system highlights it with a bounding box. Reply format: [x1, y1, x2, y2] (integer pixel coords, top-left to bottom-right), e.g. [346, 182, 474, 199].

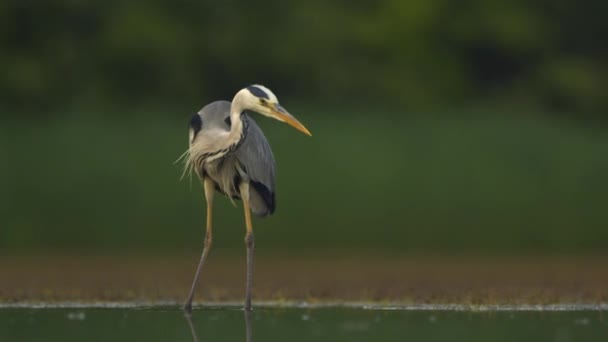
[228, 93, 248, 143]
[189, 95, 249, 171]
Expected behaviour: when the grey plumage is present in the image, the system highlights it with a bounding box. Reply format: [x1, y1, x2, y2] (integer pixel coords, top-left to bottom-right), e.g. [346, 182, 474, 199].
[182, 85, 311, 312]
[189, 100, 276, 216]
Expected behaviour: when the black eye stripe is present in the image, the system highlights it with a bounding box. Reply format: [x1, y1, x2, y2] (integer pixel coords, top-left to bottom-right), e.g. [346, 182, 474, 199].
[247, 85, 270, 99]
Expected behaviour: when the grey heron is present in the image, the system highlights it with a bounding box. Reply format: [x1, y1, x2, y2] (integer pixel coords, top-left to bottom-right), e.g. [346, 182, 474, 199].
[181, 85, 311, 312]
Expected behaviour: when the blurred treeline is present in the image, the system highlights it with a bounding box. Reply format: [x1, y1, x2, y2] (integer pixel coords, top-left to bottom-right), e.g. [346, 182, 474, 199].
[1, 1, 607, 255]
[1, 0, 607, 116]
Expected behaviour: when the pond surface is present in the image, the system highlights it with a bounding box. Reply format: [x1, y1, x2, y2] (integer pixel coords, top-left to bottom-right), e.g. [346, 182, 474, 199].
[1, 307, 606, 341]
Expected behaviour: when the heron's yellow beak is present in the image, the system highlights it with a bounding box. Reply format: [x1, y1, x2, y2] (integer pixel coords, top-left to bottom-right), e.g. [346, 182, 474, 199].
[269, 103, 312, 136]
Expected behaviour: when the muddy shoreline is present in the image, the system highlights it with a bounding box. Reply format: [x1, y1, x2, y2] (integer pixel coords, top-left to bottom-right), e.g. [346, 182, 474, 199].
[1, 255, 606, 304]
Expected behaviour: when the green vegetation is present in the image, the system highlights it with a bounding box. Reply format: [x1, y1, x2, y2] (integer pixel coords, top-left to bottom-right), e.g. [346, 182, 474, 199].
[1, 1, 607, 255]
[1, 107, 607, 254]
[1, 1, 606, 114]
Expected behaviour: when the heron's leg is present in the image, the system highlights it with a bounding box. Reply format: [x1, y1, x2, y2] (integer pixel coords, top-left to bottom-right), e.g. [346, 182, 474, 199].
[184, 177, 215, 313]
[239, 182, 255, 311]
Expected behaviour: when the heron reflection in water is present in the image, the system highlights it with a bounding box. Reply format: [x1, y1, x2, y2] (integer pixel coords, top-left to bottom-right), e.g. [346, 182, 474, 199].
[184, 311, 252, 342]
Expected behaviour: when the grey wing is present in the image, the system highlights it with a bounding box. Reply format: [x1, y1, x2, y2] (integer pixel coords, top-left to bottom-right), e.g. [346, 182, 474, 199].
[235, 114, 276, 216]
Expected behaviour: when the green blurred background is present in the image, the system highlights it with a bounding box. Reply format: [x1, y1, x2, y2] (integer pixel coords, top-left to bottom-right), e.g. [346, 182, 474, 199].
[1, 1, 606, 255]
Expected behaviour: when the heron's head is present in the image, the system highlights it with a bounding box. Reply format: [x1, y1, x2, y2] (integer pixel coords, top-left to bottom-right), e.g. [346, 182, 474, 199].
[236, 85, 312, 136]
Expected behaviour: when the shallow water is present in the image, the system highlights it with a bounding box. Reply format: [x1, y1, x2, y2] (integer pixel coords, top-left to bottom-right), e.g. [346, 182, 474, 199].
[1, 307, 606, 341]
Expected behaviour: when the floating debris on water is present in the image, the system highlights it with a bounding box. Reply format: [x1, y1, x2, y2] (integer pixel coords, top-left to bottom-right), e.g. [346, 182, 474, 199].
[66, 312, 85, 320]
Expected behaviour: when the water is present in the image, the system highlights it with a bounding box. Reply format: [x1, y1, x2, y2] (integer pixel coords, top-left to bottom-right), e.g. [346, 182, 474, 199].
[1, 307, 606, 341]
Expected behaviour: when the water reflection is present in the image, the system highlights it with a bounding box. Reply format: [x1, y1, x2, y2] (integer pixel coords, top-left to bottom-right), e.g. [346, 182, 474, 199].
[184, 310, 252, 342]
[244, 310, 252, 342]
[244, 310, 251, 342]
[1, 307, 606, 341]
[184, 312, 199, 342]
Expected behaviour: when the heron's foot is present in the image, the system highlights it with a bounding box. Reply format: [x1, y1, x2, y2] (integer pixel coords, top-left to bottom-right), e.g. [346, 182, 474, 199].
[183, 302, 193, 314]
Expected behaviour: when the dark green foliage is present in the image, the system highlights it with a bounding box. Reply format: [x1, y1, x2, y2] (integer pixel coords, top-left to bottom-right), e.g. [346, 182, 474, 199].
[1, 2, 607, 254]
[0, 1, 606, 115]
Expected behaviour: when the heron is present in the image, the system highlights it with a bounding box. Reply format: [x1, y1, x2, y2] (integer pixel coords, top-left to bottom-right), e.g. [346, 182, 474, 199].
[181, 84, 311, 312]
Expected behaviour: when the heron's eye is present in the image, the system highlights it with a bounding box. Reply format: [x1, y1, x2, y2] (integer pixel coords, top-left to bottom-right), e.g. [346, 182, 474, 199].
[259, 98, 267, 106]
